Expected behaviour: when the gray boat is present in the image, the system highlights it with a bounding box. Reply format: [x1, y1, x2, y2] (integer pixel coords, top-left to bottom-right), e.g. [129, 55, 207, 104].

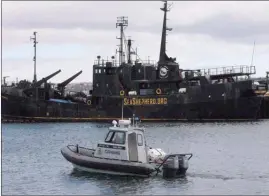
[61, 118, 193, 178]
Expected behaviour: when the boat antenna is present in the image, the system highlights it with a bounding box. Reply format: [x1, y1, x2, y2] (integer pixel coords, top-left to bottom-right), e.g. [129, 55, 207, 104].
[251, 40, 256, 66]
[132, 113, 135, 127]
[30, 31, 38, 83]
[116, 16, 128, 65]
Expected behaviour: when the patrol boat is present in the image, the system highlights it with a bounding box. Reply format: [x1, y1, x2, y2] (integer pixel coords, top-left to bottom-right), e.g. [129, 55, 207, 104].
[61, 117, 193, 178]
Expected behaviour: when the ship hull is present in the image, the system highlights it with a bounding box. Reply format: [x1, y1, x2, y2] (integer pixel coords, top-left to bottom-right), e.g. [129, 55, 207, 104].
[105, 96, 264, 120]
[1, 93, 266, 123]
[260, 96, 269, 118]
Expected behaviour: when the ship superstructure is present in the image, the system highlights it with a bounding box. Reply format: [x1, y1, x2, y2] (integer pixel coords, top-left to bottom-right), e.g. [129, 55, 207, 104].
[1, 1, 266, 122]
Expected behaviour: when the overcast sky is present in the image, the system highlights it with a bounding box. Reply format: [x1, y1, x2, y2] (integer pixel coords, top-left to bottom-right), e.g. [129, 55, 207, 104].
[2, 1, 269, 83]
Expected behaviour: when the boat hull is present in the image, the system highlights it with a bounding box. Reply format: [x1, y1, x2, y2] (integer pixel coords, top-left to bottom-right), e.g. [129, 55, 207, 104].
[1, 93, 266, 122]
[72, 163, 150, 177]
[61, 145, 155, 177]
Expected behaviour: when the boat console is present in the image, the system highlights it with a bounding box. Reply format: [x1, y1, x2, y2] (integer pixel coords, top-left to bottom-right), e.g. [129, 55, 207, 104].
[94, 119, 148, 163]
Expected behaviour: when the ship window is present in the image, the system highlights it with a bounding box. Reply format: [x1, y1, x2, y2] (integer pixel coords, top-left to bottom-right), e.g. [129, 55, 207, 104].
[95, 69, 98, 74]
[138, 69, 141, 73]
[105, 131, 126, 145]
[99, 69, 101, 74]
[137, 134, 143, 146]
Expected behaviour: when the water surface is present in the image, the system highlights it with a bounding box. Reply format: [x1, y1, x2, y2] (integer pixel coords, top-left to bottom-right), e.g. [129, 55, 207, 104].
[2, 120, 269, 195]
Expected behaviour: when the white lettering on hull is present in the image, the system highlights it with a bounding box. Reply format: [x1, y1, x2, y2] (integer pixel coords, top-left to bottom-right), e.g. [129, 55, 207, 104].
[105, 150, 120, 155]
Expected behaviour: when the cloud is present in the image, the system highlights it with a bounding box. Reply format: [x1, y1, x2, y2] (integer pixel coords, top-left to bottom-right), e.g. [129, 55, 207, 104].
[2, 58, 91, 84]
[2, 1, 162, 30]
[2, 1, 269, 83]
[3, 1, 269, 43]
[173, 13, 269, 44]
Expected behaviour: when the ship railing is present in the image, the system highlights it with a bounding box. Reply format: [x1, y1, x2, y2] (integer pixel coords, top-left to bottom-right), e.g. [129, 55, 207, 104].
[198, 65, 256, 76]
[93, 59, 157, 67]
[93, 60, 119, 67]
[136, 60, 158, 66]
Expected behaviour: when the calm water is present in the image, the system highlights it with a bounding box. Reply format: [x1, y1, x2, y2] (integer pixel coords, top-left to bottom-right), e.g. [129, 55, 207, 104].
[2, 120, 269, 195]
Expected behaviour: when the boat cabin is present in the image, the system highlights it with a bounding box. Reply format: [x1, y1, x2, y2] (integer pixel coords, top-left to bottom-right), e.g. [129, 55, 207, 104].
[94, 119, 148, 163]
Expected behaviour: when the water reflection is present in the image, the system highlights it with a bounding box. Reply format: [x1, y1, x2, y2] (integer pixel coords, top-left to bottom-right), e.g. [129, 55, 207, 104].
[69, 169, 153, 195]
[69, 168, 191, 195]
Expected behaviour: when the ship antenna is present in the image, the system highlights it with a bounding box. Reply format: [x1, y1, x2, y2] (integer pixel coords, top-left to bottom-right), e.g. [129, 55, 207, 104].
[159, 1, 173, 64]
[116, 16, 128, 65]
[30, 31, 39, 102]
[251, 40, 256, 66]
[30, 31, 38, 83]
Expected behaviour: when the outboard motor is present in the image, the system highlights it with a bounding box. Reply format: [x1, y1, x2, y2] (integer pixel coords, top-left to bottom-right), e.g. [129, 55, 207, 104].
[176, 155, 189, 175]
[162, 156, 179, 178]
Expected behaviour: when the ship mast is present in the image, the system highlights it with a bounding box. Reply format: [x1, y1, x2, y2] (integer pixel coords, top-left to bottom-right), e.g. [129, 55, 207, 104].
[159, 1, 173, 64]
[30, 31, 38, 83]
[116, 16, 128, 65]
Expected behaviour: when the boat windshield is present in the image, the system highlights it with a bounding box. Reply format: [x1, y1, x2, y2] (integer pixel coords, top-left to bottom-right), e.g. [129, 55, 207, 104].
[105, 131, 126, 145]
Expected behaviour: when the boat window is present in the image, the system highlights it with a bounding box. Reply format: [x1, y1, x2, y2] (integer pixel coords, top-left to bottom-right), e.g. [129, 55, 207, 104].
[111, 132, 126, 144]
[105, 131, 126, 145]
[105, 131, 114, 142]
[137, 134, 143, 146]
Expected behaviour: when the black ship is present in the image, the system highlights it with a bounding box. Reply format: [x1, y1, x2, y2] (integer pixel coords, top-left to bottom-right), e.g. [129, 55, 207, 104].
[253, 72, 269, 118]
[1, 1, 268, 123]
